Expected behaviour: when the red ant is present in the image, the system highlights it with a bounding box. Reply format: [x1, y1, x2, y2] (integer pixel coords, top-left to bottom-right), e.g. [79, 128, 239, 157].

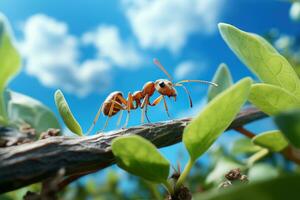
[86, 59, 217, 134]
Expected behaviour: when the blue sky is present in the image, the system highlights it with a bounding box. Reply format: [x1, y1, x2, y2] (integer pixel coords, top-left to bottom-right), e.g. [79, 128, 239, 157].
[1, 0, 299, 184]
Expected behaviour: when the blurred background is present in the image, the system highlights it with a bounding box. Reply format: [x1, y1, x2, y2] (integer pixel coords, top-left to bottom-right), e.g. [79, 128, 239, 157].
[1, 0, 300, 199]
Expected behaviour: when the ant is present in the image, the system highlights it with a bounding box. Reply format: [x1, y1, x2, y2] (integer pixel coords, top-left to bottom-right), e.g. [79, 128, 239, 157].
[86, 58, 217, 134]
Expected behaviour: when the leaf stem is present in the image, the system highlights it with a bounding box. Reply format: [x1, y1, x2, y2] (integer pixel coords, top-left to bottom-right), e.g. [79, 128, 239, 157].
[175, 159, 194, 190]
[247, 148, 269, 167]
[162, 180, 174, 195]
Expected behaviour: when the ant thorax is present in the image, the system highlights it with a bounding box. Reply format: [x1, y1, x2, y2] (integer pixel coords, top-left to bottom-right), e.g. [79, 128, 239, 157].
[154, 79, 177, 97]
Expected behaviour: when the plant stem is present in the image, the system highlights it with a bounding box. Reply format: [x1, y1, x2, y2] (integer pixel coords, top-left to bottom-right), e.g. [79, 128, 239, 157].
[175, 159, 194, 190]
[162, 180, 174, 195]
[247, 148, 269, 167]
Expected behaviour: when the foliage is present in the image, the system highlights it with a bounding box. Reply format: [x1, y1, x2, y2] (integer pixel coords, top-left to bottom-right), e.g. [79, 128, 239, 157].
[0, 14, 21, 125]
[252, 130, 288, 152]
[112, 135, 170, 184]
[207, 63, 233, 102]
[274, 109, 300, 148]
[54, 90, 82, 136]
[7, 90, 60, 135]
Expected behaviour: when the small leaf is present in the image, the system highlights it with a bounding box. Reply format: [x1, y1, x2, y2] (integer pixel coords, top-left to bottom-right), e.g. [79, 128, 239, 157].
[111, 135, 170, 183]
[54, 90, 83, 136]
[0, 13, 21, 123]
[231, 138, 262, 155]
[195, 174, 300, 200]
[183, 78, 252, 161]
[252, 130, 288, 152]
[274, 109, 300, 148]
[7, 90, 60, 135]
[207, 63, 233, 102]
[248, 83, 300, 115]
[218, 23, 300, 99]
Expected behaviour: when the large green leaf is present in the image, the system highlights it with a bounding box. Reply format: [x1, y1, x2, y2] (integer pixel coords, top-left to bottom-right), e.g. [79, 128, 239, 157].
[195, 174, 300, 200]
[7, 90, 60, 135]
[54, 90, 83, 136]
[274, 109, 300, 148]
[249, 84, 300, 116]
[252, 130, 288, 152]
[183, 78, 252, 161]
[218, 23, 300, 99]
[207, 63, 233, 102]
[0, 14, 21, 123]
[111, 135, 170, 183]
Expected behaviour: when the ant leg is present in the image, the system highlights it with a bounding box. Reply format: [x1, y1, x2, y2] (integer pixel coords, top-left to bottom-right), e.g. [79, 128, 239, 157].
[86, 103, 103, 135]
[124, 93, 133, 128]
[163, 96, 171, 118]
[141, 94, 149, 123]
[117, 110, 123, 127]
[142, 94, 151, 123]
[149, 95, 163, 106]
[102, 95, 118, 131]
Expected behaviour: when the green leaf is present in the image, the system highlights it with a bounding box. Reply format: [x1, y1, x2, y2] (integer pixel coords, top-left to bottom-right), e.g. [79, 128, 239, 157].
[252, 130, 288, 152]
[111, 135, 170, 183]
[0, 14, 21, 123]
[274, 109, 300, 148]
[195, 174, 300, 200]
[248, 83, 300, 115]
[218, 23, 300, 99]
[231, 138, 262, 155]
[7, 90, 60, 135]
[207, 63, 233, 102]
[54, 90, 83, 136]
[183, 78, 252, 161]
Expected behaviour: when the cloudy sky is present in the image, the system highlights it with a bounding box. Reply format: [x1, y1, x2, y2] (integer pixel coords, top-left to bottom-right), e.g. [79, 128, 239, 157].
[1, 0, 299, 169]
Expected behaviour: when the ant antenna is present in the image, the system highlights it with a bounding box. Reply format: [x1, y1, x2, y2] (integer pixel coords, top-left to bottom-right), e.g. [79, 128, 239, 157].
[175, 83, 193, 108]
[176, 79, 218, 87]
[153, 58, 173, 81]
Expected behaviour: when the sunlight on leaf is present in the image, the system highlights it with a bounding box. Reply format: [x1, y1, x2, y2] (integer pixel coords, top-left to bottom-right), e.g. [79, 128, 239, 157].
[218, 23, 300, 99]
[207, 63, 233, 102]
[274, 109, 300, 148]
[252, 130, 288, 152]
[0, 13, 21, 124]
[111, 135, 170, 183]
[7, 90, 60, 135]
[183, 78, 252, 161]
[54, 90, 83, 136]
[249, 83, 300, 116]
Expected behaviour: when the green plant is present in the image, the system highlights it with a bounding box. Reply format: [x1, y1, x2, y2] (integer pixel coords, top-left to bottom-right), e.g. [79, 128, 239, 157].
[109, 23, 300, 199]
[0, 13, 60, 136]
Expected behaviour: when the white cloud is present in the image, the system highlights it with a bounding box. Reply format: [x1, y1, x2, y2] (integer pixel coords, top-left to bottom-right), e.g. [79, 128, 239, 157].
[82, 25, 143, 68]
[19, 14, 143, 97]
[123, 0, 224, 53]
[174, 60, 206, 80]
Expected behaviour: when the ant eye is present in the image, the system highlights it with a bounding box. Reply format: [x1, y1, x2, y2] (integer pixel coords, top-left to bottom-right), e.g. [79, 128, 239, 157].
[159, 82, 166, 88]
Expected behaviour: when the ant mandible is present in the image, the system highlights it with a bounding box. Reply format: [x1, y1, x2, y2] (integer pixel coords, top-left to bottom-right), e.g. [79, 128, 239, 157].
[86, 58, 217, 134]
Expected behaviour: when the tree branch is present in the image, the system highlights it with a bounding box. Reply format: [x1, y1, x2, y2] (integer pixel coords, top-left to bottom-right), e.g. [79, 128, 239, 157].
[0, 107, 266, 194]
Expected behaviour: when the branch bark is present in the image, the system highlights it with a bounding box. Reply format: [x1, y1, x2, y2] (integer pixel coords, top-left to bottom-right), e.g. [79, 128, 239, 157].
[0, 107, 266, 194]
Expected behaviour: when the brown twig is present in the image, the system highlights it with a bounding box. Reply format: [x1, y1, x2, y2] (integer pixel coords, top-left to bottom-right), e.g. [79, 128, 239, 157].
[0, 107, 266, 193]
[234, 127, 256, 139]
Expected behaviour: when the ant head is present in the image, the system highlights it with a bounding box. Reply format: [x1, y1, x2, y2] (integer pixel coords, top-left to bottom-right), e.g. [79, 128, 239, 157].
[154, 79, 177, 98]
